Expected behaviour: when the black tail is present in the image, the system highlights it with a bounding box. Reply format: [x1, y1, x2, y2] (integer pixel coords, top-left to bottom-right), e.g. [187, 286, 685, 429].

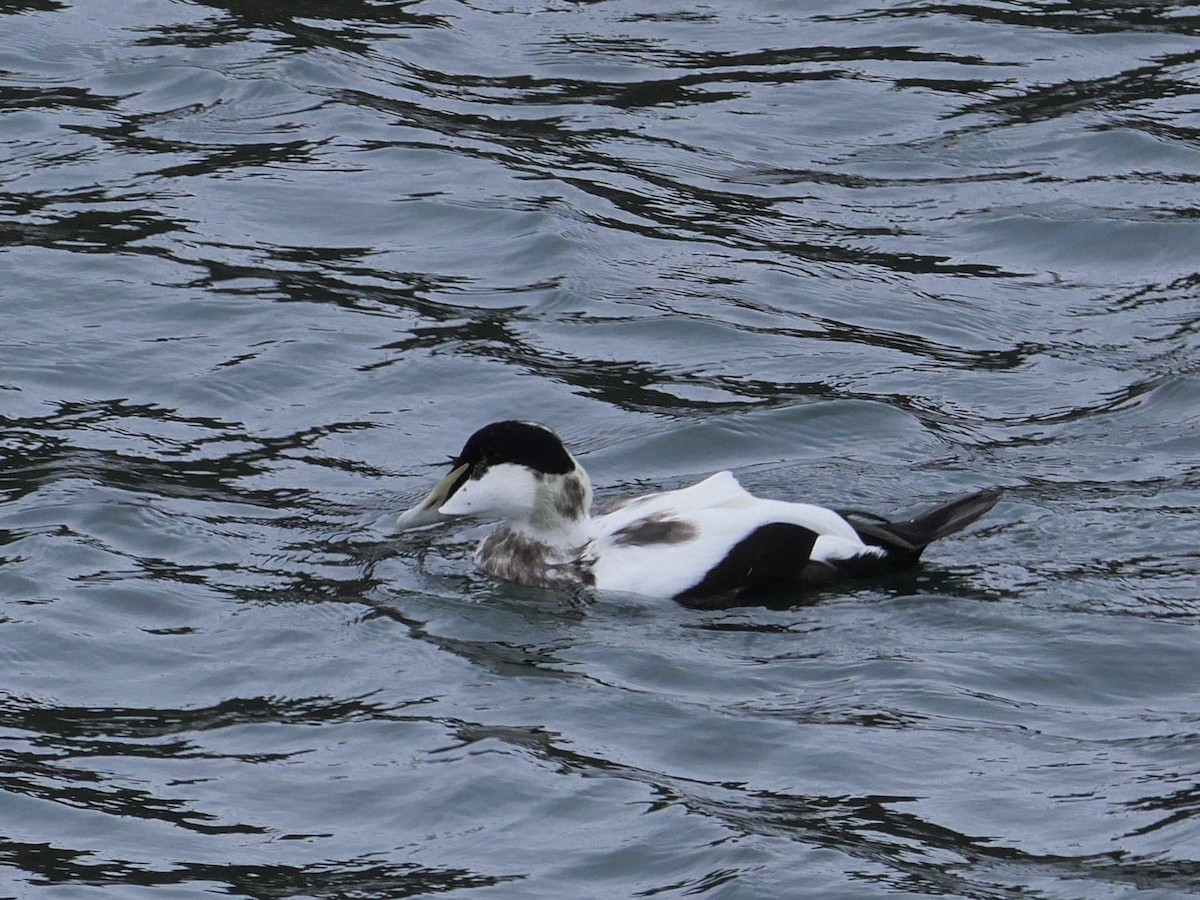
[839, 488, 1002, 563]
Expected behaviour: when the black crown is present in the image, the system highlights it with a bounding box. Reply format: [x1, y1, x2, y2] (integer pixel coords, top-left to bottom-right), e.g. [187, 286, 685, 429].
[455, 421, 574, 476]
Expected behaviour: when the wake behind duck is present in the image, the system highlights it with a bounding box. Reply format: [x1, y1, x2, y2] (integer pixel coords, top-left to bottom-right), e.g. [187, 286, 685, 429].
[395, 421, 1001, 606]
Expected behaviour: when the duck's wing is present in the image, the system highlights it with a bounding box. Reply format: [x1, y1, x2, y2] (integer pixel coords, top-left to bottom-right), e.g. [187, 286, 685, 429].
[595, 471, 751, 518]
[587, 491, 880, 602]
[597, 472, 860, 534]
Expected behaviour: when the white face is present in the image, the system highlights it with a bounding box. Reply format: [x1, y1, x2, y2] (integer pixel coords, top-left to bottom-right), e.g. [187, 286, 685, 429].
[439, 463, 541, 520]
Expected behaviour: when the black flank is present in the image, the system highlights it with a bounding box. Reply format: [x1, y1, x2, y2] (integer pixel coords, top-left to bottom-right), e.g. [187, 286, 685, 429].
[675, 522, 819, 608]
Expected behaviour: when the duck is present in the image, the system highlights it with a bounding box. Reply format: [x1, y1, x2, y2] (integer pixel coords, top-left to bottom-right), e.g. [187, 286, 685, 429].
[394, 420, 1001, 607]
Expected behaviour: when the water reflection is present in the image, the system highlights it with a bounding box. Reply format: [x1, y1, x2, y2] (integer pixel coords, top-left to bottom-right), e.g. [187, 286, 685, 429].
[0, 842, 516, 896]
[138, 0, 447, 53]
[439, 716, 1200, 896]
[962, 49, 1200, 126]
[1125, 778, 1200, 838]
[2, 0, 1199, 896]
[1, 400, 360, 506]
[867, 2, 1200, 36]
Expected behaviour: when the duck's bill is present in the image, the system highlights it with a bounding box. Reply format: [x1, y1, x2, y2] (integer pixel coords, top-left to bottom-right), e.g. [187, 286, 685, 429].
[394, 462, 469, 533]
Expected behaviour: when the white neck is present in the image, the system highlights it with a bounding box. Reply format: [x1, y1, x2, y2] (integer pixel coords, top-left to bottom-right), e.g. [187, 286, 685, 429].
[512, 468, 594, 548]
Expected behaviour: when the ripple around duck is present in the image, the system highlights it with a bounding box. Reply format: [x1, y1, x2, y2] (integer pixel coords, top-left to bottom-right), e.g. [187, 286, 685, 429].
[2, 0, 1200, 897]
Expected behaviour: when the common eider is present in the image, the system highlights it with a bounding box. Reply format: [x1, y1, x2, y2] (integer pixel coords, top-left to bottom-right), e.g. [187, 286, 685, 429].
[395, 420, 1001, 607]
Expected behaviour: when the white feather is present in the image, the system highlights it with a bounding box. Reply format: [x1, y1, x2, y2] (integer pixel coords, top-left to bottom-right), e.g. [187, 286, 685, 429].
[439, 464, 539, 520]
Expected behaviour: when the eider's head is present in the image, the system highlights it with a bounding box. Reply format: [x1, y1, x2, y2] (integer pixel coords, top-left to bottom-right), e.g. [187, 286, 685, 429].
[395, 421, 592, 534]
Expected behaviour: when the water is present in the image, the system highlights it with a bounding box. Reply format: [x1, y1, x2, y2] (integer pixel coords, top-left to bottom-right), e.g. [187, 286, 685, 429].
[2, 0, 1199, 896]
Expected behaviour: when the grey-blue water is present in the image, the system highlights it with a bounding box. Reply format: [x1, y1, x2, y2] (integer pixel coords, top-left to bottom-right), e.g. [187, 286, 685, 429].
[2, 1, 1198, 897]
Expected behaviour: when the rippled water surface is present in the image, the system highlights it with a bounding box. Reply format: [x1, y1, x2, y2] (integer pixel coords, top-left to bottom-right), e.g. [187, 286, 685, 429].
[3, 0, 1199, 896]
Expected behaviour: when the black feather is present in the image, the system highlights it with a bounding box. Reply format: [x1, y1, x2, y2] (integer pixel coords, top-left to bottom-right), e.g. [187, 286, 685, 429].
[454, 421, 574, 476]
[840, 488, 1003, 562]
[676, 522, 819, 608]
